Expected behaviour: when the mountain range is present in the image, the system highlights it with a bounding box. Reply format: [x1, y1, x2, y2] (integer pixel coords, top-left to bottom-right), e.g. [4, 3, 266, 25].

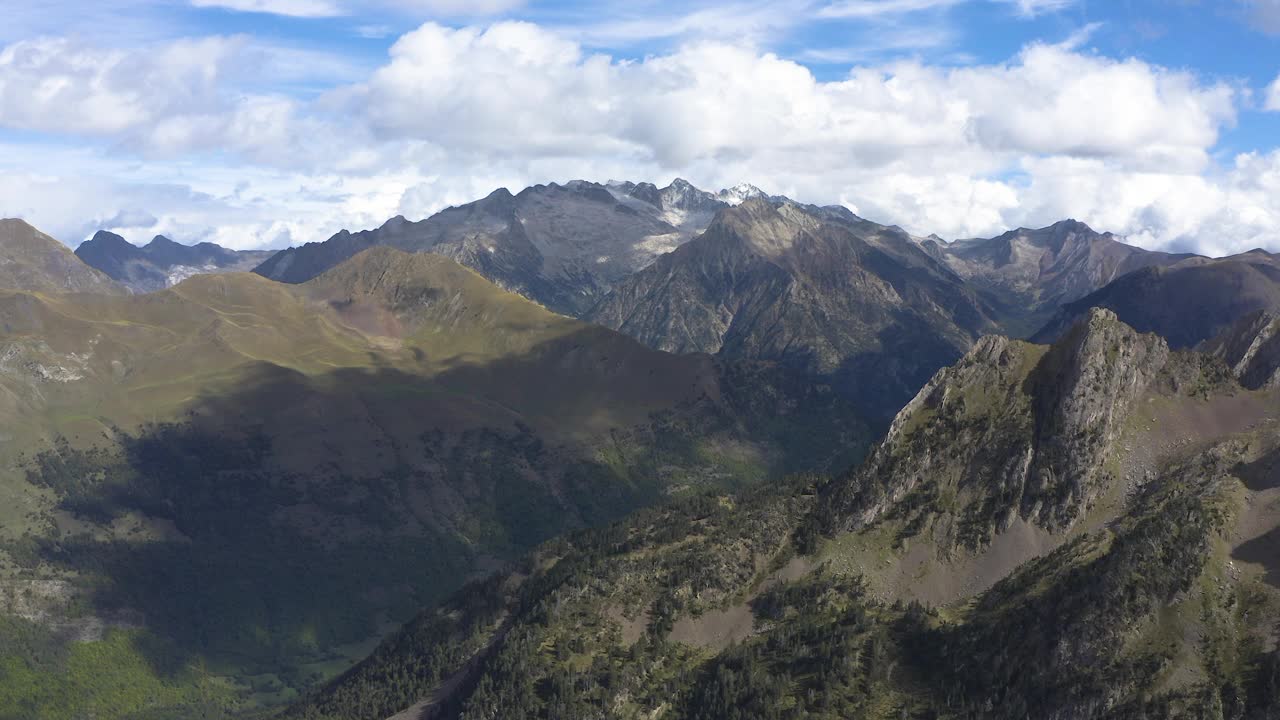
[254, 179, 765, 316]
[250, 181, 1207, 418]
[288, 308, 1280, 720]
[1, 178, 1279, 720]
[0, 223, 866, 717]
[75, 230, 274, 293]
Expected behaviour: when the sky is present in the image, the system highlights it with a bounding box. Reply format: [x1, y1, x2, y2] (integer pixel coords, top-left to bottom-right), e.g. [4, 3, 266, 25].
[1, 0, 1279, 256]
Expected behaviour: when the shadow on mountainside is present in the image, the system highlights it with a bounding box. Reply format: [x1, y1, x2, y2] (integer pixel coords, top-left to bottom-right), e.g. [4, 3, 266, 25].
[7, 326, 870, 706]
[827, 320, 970, 424]
[1233, 446, 1280, 590]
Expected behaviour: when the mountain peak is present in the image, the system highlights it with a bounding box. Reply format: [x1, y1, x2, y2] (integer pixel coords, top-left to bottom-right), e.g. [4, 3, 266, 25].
[717, 183, 767, 205]
[0, 220, 126, 294]
[823, 307, 1168, 543]
[84, 230, 137, 250]
[146, 234, 180, 249]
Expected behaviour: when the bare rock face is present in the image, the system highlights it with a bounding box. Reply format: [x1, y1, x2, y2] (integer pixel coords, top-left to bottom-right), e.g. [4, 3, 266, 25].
[1024, 307, 1170, 526]
[1199, 310, 1280, 389]
[586, 198, 998, 417]
[821, 308, 1169, 546]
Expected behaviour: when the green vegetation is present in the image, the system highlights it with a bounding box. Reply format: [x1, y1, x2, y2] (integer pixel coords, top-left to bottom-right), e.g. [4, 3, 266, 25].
[0, 617, 232, 720]
[284, 314, 1280, 720]
[0, 252, 871, 718]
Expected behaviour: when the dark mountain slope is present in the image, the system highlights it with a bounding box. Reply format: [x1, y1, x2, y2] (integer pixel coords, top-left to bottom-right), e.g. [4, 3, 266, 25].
[0, 219, 125, 295]
[284, 309, 1280, 720]
[0, 247, 869, 718]
[255, 180, 730, 316]
[1200, 310, 1280, 389]
[1032, 258, 1280, 348]
[586, 198, 999, 417]
[75, 230, 273, 292]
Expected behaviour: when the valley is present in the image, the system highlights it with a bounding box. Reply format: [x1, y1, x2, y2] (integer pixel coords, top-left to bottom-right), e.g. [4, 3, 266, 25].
[0, 180, 1278, 720]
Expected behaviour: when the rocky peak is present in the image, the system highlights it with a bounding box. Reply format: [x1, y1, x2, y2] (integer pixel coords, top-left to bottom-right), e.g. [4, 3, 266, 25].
[707, 197, 815, 258]
[658, 178, 724, 214]
[80, 230, 141, 255]
[145, 234, 180, 249]
[821, 308, 1169, 546]
[717, 183, 767, 205]
[622, 181, 662, 207]
[1025, 308, 1170, 524]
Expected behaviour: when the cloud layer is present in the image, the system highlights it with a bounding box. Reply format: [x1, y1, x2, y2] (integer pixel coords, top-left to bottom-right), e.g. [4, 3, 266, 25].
[0, 17, 1275, 256]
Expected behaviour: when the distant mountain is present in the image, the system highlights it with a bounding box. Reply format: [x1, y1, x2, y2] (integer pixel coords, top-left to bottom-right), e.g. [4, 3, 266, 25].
[937, 219, 1194, 334]
[1032, 255, 1280, 348]
[254, 179, 751, 316]
[586, 197, 999, 417]
[285, 308, 1280, 720]
[0, 246, 869, 717]
[0, 219, 125, 295]
[75, 230, 273, 292]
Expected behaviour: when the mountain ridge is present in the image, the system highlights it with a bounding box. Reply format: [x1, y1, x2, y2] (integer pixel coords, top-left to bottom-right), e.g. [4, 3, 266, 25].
[254, 179, 761, 315]
[75, 230, 274, 293]
[0, 218, 127, 295]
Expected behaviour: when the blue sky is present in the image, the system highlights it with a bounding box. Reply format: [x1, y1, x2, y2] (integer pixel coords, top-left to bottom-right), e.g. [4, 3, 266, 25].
[2, 0, 1279, 255]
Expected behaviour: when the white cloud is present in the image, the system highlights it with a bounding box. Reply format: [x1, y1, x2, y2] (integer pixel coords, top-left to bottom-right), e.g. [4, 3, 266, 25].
[0, 36, 241, 136]
[190, 0, 343, 17]
[0, 20, 1272, 257]
[1000, 0, 1076, 18]
[191, 0, 523, 18]
[1266, 74, 1280, 111]
[818, 0, 1073, 19]
[389, 0, 526, 13]
[818, 0, 963, 19]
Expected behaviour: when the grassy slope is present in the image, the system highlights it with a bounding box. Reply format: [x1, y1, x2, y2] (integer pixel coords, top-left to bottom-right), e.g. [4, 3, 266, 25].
[0, 249, 870, 719]
[285, 318, 1280, 720]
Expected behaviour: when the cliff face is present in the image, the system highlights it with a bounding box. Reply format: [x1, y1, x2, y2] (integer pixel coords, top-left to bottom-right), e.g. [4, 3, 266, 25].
[1201, 310, 1280, 389]
[820, 308, 1169, 547]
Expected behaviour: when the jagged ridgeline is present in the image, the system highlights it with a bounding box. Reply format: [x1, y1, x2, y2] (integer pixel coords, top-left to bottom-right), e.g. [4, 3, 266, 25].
[286, 309, 1280, 720]
[0, 247, 870, 718]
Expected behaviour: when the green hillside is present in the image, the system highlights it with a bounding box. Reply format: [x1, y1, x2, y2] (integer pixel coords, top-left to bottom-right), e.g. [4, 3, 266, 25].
[285, 310, 1280, 720]
[0, 248, 870, 719]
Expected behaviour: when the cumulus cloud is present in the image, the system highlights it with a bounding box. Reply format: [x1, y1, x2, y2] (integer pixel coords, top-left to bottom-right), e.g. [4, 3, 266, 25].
[0, 36, 240, 136]
[0, 19, 1273, 256]
[344, 22, 1233, 177]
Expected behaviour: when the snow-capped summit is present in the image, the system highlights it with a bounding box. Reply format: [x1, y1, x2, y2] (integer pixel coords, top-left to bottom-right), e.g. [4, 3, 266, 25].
[716, 183, 767, 205]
